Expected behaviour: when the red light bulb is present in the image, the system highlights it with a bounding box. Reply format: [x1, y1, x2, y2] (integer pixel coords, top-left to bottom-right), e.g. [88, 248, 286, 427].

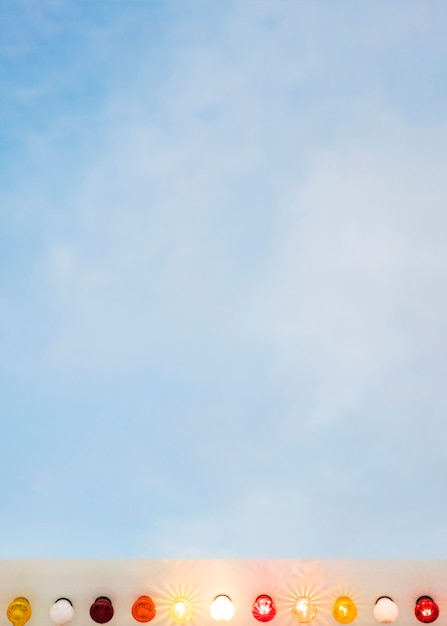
[252, 595, 276, 622]
[90, 597, 114, 624]
[415, 597, 439, 623]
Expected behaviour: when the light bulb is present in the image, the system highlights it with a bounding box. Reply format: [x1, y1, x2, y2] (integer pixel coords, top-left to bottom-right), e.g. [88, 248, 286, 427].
[333, 597, 357, 624]
[373, 597, 399, 623]
[7, 598, 31, 626]
[50, 598, 75, 626]
[415, 596, 439, 623]
[252, 595, 276, 622]
[210, 595, 235, 622]
[90, 597, 114, 624]
[169, 597, 193, 623]
[292, 597, 317, 623]
[132, 596, 156, 623]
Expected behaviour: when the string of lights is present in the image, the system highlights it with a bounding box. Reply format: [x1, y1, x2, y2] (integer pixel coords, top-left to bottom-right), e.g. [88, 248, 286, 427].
[1, 560, 444, 626]
[4, 593, 441, 625]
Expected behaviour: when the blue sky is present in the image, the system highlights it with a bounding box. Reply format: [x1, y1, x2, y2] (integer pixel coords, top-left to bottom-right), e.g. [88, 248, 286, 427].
[1, 0, 447, 558]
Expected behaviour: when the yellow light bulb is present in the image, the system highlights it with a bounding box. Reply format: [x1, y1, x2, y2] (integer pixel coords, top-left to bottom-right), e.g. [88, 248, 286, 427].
[292, 597, 317, 623]
[169, 597, 194, 624]
[7, 598, 32, 626]
[333, 597, 357, 624]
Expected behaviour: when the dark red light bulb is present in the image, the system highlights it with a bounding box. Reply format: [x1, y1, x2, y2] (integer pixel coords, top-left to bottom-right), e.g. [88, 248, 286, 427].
[90, 597, 114, 624]
[415, 596, 439, 623]
[252, 595, 277, 622]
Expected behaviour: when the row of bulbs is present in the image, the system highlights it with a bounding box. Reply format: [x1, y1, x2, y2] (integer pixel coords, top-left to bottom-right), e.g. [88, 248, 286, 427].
[5, 593, 442, 625]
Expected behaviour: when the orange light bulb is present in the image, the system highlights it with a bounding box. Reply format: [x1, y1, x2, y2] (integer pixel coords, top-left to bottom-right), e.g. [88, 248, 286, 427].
[131, 596, 156, 623]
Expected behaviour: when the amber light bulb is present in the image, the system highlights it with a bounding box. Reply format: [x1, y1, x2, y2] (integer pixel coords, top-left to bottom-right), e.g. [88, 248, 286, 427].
[252, 595, 277, 622]
[415, 597, 439, 623]
[131, 596, 156, 623]
[292, 597, 317, 623]
[7, 598, 31, 626]
[90, 597, 114, 624]
[332, 597, 357, 624]
[169, 597, 194, 624]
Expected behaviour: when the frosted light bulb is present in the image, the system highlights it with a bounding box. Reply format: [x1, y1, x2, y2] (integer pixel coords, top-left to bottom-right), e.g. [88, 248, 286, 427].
[292, 597, 317, 623]
[50, 599, 75, 626]
[333, 597, 357, 624]
[373, 597, 399, 623]
[169, 597, 193, 623]
[210, 595, 235, 622]
[7, 598, 31, 626]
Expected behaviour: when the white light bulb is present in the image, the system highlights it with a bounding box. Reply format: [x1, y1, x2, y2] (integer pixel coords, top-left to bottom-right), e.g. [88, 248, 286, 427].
[50, 599, 75, 626]
[373, 597, 399, 624]
[210, 596, 235, 622]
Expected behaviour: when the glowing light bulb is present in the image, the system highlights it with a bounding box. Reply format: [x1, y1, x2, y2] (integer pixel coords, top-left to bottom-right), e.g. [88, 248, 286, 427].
[252, 595, 277, 622]
[169, 597, 194, 624]
[415, 596, 439, 623]
[292, 597, 317, 623]
[50, 598, 75, 626]
[7, 598, 31, 626]
[333, 597, 357, 624]
[373, 597, 399, 623]
[90, 597, 114, 624]
[210, 595, 235, 622]
[131, 596, 156, 623]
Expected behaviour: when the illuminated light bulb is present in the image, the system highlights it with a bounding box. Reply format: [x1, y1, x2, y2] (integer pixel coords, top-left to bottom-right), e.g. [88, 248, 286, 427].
[50, 598, 75, 625]
[210, 595, 235, 622]
[415, 596, 439, 623]
[131, 596, 156, 623]
[252, 595, 277, 622]
[373, 597, 399, 624]
[292, 597, 317, 623]
[90, 597, 114, 624]
[333, 597, 357, 624]
[7, 598, 31, 626]
[169, 597, 194, 624]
